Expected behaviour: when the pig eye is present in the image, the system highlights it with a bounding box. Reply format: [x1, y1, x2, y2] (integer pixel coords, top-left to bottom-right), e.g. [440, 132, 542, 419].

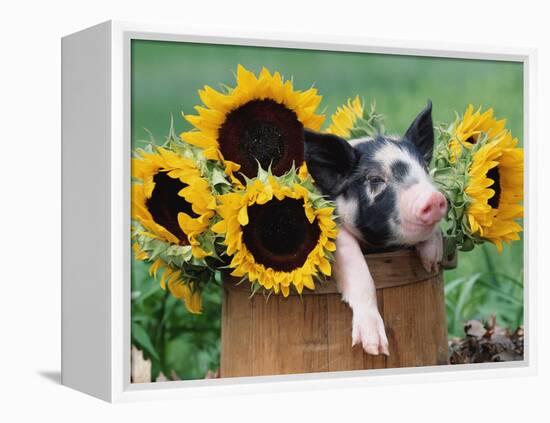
[367, 175, 385, 185]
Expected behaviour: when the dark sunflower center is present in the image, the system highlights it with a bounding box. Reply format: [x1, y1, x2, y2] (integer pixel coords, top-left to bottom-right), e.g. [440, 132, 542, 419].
[242, 198, 320, 272]
[240, 122, 284, 170]
[466, 136, 477, 144]
[218, 99, 304, 179]
[487, 166, 501, 209]
[146, 172, 198, 244]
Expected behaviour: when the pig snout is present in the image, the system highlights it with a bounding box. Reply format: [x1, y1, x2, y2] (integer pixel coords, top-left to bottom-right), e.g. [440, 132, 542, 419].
[417, 191, 447, 225]
[399, 184, 447, 244]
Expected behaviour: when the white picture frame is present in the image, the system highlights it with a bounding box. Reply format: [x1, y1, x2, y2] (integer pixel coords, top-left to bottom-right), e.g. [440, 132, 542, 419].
[61, 20, 537, 403]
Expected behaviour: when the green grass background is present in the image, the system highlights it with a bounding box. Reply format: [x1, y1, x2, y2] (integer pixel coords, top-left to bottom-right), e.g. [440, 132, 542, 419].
[131, 39, 524, 380]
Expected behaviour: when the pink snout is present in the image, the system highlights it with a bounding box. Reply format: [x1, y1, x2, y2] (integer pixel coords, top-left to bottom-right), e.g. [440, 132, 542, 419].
[417, 191, 447, 225]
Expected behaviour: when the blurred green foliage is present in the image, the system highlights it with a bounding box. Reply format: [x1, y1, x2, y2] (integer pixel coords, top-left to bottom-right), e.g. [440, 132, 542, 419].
[131, 39, 524, 379]
[132, 259, 221, 380]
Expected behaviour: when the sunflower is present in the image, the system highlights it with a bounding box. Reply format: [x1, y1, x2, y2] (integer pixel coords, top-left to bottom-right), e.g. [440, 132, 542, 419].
[132, 223, 209, 314]
[449, 104, 507, 160]
[212, 170, 338, 297]
[147, 257, 202, 314]
[181, 65, 324, 184]
[465, 130, 523, 251]
[433, 105, 524, 254]
[325, 95, 364, 137]
[131, 247, 202, 313]
[325, 96, 385, 140]
[132, 146, 216, 259]
[132, 242, 149, 261]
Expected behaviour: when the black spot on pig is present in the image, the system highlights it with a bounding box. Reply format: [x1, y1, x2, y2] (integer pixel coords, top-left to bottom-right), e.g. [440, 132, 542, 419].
[347, 175, 397, 249]
[390, 160, 409, 183]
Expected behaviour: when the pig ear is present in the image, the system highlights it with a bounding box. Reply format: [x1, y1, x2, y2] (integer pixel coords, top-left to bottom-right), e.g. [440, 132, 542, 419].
[304, 129, 358, 196]
[404, 101, 434, 164]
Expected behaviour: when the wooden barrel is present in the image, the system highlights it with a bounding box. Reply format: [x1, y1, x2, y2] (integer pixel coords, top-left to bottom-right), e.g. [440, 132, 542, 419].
[220, 249, 448, 377]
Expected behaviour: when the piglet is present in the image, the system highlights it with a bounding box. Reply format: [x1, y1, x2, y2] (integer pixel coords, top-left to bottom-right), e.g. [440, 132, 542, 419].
[304, 101, 447, 355]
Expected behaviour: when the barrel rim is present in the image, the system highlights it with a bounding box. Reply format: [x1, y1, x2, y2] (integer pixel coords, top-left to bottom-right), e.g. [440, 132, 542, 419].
[224, 248, 443, 296]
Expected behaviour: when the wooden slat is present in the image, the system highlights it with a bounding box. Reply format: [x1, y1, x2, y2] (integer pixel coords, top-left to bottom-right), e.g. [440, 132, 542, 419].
[250, 292, 278, 376]
[251, 293, 329, 376]
[220, 285, 254, 377]
[327, 294, 365, 371]
[327, 290, 386, 371]
[383, 277, 448, 368]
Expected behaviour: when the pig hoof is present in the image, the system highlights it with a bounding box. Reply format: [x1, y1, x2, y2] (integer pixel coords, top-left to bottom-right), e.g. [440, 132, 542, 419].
[351, 309, 390, 356]
[416, 229, 443, 273]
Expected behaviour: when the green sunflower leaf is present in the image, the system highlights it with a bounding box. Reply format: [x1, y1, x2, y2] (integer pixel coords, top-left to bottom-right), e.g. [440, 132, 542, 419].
[132, 322, 160, 361]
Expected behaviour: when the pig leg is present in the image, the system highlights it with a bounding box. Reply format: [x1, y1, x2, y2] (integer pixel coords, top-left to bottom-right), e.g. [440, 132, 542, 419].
[415, 228, 443, 273]
[334, 227, 389, 356]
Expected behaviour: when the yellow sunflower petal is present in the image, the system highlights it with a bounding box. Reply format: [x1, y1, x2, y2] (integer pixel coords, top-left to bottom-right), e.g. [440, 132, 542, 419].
[214, 174, 337, 295]
[463, 116, 523, 250]
[182, 65, 324, 185]
[326, 95, 364, 138]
